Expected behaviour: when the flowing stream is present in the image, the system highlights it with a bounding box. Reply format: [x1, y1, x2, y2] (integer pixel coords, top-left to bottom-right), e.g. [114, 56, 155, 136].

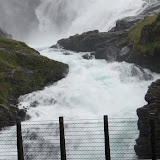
[0, 0, 160, 159]
[19, 48, 159, 120]
[16, 47, 159, 160]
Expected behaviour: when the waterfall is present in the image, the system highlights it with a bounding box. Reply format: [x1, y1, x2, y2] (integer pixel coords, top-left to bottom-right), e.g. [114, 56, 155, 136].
[0, 0, 158, 44]
[0, 0, 160, 159]
[35, 0, 146, 44]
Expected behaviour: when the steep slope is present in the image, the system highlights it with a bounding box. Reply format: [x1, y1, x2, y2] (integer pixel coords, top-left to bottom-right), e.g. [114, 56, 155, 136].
[0, 37, 69, 128]
[126, 13, 160, 73]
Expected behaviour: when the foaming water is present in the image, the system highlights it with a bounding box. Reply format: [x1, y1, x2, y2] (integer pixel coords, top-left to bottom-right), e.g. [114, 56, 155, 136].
[19, 48, 159, 120]
[0, 1, 159, 159]
[15, 48, 159, 159]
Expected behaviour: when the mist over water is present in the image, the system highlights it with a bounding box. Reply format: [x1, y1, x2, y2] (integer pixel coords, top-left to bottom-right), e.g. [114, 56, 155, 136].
[0, 0, 157, 45]
[30, 0, 150, 45]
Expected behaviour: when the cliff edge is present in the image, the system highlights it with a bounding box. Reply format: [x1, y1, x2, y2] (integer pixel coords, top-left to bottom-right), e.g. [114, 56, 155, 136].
[0, 37, 69, 129]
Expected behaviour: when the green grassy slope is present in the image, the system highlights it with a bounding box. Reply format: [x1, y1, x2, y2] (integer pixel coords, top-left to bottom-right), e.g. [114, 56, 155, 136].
[128, 12, 160, 56]
[0, 37, 68, 104]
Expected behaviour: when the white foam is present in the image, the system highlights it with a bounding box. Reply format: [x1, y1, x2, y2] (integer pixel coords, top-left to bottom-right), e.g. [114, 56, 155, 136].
[19, 48, 160, 121]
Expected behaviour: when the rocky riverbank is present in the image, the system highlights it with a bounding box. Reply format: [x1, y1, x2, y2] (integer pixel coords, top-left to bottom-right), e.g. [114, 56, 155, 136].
[135, 79, 160, 158]
[53, 2, 160, 73]
[0, 34, 69, 129]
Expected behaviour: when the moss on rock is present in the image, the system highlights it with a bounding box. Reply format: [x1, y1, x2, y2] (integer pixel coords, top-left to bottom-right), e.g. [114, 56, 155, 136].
[0, 37, 69, 127]
[128, 12, 160, 56]
[149, 89, 160, 97]
[128, 13, 159, 46]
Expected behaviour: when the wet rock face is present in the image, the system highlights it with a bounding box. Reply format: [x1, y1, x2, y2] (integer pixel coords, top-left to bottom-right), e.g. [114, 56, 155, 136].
[55, 30, 107, 52]
[145, 80, 160, 103]
[0, 104, 18, 129]
[56, 29, 128, 59]
[140, 13, 160, 45]
[135, 79, 160, 159]
[54, 4, 145, 59]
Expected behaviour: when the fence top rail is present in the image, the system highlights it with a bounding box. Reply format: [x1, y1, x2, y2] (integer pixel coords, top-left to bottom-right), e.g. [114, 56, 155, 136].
[19, 117, 139, 123]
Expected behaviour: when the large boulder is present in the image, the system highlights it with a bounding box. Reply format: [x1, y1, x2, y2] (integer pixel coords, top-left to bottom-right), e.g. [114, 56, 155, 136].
[56, 29, 128, 61]
[95, 45, 118, 61]
[54, 30, 105, 52]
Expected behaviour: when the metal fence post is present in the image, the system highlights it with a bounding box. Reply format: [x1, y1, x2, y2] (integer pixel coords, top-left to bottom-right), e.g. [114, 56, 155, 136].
[150, 113, 156, 160]
[16, 117, 24, 160]
[104, 115, 111, 160]
[59, 117, 66, 160]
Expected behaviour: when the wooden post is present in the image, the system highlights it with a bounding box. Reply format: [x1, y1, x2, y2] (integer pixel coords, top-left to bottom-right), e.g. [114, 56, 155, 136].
[16, 117, 24, 160]
[150, 113, 156, 160]
[59, 117, 66, 160]
[104, 115, 111, 160]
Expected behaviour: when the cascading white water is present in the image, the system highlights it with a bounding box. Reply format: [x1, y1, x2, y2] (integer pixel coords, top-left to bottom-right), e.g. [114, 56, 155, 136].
[0, 0, 158, 44]
[19, 48, 159, 120]
[33, 0, 150, 46]
[15, 48, 159, 160]
[0, 0, 160, 159]
[19, 0, 160, 159]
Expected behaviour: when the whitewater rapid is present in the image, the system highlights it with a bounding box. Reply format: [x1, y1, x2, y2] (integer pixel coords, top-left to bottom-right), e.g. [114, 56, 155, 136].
[0, 0, 159, 159]
[20, 0, 160, 121]
[18, 48, 159, 120]
[14, 47, 159, 160]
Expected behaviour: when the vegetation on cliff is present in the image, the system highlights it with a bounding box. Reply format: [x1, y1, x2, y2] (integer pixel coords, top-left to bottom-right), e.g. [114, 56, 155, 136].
[0, 37, 68, 104]
[0, 37, 69, 127]
[55, 9, 160, 72]
[128, 12, 160, 55]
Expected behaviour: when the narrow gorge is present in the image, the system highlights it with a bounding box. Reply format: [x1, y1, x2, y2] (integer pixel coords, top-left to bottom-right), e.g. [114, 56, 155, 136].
[0, 0, 160, 159]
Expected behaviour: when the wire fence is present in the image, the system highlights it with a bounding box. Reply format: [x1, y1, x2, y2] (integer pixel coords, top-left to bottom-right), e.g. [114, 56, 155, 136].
[0, 114, 159, 160]
[109, 119, 138, 160]
[64, 121, 105, 160]
[22, 122, 60, 160]
[0, 124, 17, 160]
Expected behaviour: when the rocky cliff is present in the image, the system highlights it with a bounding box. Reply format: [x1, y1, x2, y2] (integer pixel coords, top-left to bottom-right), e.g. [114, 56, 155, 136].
[0, 37, 69, 129]
[53, 3, 160, 73]
[135, 79, 160, 158]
